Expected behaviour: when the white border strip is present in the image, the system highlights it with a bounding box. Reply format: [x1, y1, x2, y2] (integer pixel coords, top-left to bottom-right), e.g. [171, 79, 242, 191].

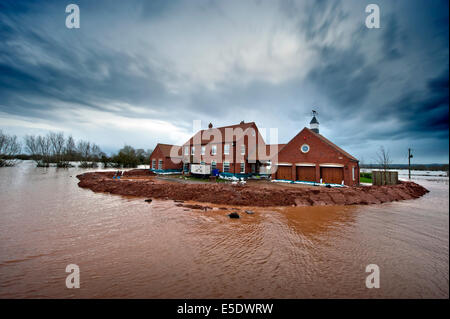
[319, 163, 344, 168]
[277, 163, 293, 166]
[295, 163, 316, 167]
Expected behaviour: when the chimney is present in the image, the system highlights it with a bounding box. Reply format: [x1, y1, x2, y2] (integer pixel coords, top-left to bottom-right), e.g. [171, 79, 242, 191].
[208, 123, 213, 129]
[240, 120, 245, 125]
[310, 111, 319, 133]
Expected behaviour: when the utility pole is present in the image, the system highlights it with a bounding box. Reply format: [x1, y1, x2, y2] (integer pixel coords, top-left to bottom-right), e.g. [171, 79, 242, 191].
[408, 148, 413, 179]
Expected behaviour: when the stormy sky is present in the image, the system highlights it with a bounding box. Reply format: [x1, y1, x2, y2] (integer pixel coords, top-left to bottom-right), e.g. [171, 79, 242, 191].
[0, 0, 448, 163]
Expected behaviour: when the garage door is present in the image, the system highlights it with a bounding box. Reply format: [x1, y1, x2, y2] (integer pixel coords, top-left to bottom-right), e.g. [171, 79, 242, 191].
[296, 166, 316, 182]
[276, 165, 292, 180]
[321, 167, 344, 184]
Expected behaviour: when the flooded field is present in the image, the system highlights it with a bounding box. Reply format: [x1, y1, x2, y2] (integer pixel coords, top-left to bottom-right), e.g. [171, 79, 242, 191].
[0, 161, 448, 298]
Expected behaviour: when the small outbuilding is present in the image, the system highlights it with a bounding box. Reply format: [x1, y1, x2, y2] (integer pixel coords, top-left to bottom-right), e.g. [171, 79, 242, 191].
[149, 143, 183, 171]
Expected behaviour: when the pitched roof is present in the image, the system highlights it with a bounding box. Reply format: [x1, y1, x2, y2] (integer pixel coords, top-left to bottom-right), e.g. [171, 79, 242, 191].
[305, 128, 358, 161]
[155, 143, 182, 158]
[184, 121, 257, 145]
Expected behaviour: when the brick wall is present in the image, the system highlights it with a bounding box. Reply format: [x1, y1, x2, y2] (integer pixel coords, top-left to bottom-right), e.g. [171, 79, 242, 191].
[149, 146, 183, 170]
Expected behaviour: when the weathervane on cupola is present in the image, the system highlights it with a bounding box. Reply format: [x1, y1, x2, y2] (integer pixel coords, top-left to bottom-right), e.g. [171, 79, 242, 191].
[310, 110, 320, 134]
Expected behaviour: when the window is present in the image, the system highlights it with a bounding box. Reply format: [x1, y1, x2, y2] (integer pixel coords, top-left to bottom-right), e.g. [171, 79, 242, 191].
[240, 162, 245, 173]
[152, 159, 156, 169]
[224, 144, 230, 155]
[211, 145, 217, 155]
[241, 144, 245, 155]
[353, 166, 356, 181]
[223, 161, 230, 172]
[201, 146, 206, 155]
[183, 163, 189, 172]
[300, 144, 310, 153]
[191, 146, 195, 155]
[201, 161, 205, 165]
[184, 146, 189, 155]
[158, 160, 163, 169]
[211, 161, 217, 170]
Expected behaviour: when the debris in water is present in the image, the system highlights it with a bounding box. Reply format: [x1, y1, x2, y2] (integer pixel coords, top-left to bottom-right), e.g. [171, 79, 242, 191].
[245, 210, 254, 215]
[145, 199, 153, 203]
[228, 212, 240, 218]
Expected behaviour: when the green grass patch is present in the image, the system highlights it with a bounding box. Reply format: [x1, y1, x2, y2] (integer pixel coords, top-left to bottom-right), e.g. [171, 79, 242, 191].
[360, 172, 372, 183]
[360, 176, 372, 183]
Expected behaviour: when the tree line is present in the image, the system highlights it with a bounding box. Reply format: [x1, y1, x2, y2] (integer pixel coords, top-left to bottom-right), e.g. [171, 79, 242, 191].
[0, 129, 152, 168]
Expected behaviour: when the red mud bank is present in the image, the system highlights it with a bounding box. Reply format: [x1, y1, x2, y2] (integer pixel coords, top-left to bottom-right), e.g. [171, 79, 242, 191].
[76, 171, 429, 207]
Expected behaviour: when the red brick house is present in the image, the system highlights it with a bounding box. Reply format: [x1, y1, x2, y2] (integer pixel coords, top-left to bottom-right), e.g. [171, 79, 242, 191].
[149, 143, 183, 171]
[181, 121, 269, 175]
[271, 116, 360, 186]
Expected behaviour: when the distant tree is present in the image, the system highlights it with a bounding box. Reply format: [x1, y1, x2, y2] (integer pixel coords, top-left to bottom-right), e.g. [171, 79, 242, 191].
[48, 132, 68, 167]
[111, 145, 140, 168]
[24, 134, 41, 164]
[37, 135, 52, 167]
[0, 129, 21, 167]
[100, 152, 110, 168]
[375, 146, 392, 178]
[65, 135, 77, 161]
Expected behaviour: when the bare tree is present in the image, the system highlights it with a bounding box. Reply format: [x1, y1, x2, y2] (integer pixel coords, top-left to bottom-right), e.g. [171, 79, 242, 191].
[77, 140, 94, 167]
[376, 146, 392, 172]
[37, 135, 52, 166]
[48, 132, 66, 166]
[65, 135, 76, 161]
[0, 130, 21, 166]
[24, 134, 40, 164]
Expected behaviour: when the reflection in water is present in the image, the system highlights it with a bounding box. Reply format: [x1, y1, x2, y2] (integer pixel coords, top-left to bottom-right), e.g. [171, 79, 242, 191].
[0, 161, 448, 298]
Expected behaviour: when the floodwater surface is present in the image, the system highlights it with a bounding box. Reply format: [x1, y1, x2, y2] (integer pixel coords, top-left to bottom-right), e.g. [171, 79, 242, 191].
[0, 162, 448, 298]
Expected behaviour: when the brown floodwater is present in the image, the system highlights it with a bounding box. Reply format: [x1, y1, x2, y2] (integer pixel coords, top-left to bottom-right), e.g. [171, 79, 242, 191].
[0, 161, 448, 298]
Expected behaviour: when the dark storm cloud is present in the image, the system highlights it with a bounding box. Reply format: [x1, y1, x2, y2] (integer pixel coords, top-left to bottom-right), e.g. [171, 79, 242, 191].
[306, 45, 378, 110]
[0, 0, 448, 162]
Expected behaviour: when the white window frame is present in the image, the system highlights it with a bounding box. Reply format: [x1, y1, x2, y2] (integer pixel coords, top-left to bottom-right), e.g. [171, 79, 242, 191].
[211, 145, 217, 155]
[223, 161, 230, 173]
[184, 146, 189, 155]
[240, 162, 245, 173]
[191, 146, 195, 155]
[158, 159, 163, 169]
[211, 161, 217, 170]
[152, 159, 156, 169]
[353, 166, 356, 181]
[224, 144, 230, 155]
[201, 146, 206, 155]
[240, 144, 245, 155]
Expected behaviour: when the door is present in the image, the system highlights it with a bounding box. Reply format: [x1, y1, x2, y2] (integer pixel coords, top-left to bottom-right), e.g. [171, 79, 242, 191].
[276, 165, 292, 180]
[296, 166, 316, 182]
[321, 167, 344, 184]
